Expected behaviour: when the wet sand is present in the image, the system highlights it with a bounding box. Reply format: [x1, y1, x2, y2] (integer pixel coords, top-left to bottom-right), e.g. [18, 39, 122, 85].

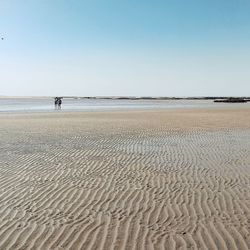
[0, 108, 250, 249]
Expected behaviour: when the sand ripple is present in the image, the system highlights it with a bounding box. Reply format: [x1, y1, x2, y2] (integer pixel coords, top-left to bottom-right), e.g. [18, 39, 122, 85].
[0, 110, 250, 249]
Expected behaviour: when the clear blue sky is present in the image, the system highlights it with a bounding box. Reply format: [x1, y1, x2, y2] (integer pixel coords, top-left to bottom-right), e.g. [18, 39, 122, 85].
[1, 0, 250, 96]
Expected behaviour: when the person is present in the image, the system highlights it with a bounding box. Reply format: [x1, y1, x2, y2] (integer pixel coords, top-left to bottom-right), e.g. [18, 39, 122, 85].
[54, 97, 58, 109]
[58, 98, 62, 109]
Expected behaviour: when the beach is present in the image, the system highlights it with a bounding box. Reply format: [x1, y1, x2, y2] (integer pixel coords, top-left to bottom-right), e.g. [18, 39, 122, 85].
[0, 108, 250, 249]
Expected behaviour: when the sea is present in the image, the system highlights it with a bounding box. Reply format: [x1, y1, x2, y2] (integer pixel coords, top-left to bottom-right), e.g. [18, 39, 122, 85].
[0, 97, 249, 113]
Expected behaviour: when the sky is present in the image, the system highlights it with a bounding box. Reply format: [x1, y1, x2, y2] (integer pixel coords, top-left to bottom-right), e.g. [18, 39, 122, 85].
[1, 0, 250, 97]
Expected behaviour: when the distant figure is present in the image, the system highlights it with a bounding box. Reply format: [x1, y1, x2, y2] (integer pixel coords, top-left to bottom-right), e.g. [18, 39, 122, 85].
[58, 98, 62, 109]
[54, 97, 59, 109]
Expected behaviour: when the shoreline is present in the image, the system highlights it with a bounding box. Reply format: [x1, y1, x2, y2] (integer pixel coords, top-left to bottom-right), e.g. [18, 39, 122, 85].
[1, 99, 250, 115]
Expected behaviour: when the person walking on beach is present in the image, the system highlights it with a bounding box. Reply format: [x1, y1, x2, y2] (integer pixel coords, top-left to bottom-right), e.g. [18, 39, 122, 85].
[54, 97, 59, 109]
[54, 97, 63, 110]
[58, 98, 62, 109]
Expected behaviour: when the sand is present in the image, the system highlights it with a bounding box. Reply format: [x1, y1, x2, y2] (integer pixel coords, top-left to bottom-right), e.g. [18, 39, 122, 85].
[0, 108, 250, 250]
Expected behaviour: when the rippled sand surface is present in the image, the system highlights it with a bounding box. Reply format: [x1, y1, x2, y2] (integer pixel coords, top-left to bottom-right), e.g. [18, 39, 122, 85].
[0, 109, 250, 250]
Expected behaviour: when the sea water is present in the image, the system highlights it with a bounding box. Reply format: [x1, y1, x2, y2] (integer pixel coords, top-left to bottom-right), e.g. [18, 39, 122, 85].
[0, 98, 249, 113]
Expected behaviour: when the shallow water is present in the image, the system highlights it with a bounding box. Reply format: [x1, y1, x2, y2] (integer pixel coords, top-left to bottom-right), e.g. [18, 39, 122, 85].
[0, 98, 249, 113]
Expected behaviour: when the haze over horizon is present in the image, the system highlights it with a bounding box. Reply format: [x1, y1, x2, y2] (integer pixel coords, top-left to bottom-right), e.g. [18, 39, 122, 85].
[1, 0, 250, 97]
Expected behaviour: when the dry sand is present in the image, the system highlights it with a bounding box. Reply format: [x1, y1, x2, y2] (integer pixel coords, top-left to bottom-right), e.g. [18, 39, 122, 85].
[0, 108, 250, 250]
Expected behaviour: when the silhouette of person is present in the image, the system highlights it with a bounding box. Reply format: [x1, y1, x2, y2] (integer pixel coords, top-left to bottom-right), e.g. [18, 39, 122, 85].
[58, 98, 62, 109]
[54, 97, 58, 109]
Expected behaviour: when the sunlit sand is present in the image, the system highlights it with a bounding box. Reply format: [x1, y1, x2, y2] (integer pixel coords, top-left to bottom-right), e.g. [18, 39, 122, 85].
[0, 108, 250, 249]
